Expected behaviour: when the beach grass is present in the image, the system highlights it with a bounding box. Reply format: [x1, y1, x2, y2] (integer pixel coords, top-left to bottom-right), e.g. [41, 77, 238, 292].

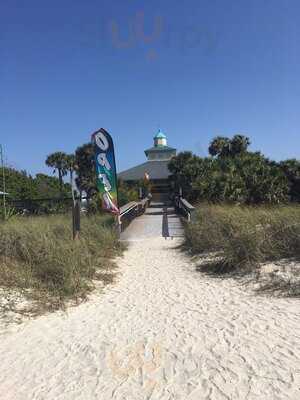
[184, 204, 300, 288]
[0, 214, 124, 314]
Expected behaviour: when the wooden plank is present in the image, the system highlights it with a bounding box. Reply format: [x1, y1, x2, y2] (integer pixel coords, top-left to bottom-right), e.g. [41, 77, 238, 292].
[119, 201, 138, 216]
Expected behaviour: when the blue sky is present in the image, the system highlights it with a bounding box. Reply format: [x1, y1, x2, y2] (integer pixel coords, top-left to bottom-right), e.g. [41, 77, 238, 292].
[1, 0, 299, 175]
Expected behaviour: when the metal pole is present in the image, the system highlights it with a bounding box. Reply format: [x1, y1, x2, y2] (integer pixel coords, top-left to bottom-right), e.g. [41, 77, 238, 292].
[0, 144, 7, 220]
[72, 199, 81, 240]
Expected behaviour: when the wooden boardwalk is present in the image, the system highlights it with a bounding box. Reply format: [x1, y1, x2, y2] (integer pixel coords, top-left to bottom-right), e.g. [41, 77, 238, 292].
[120, 202, 184, 241]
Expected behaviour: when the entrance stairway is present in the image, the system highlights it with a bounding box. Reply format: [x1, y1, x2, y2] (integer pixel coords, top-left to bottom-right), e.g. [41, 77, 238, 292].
[150, 181, 172, 202]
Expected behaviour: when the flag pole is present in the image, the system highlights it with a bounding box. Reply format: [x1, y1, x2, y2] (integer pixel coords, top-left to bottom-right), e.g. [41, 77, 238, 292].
[111, 138, 121, 238]
[0, 144, 7, 220]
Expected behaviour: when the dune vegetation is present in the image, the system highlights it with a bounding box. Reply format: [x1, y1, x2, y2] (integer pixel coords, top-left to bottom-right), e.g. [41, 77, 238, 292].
[0, 214, 124, 315]
[184, 204, 300, 295]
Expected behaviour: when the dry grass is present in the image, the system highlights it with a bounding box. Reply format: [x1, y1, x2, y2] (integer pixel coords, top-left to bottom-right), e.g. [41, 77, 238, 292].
[0, 214, 124, 316]
[184, 204, 300, 295]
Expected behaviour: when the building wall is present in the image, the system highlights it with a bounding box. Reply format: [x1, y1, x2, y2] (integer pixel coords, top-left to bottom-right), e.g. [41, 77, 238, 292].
[148, 150, 176, 161]
[155, 138, 167, 146]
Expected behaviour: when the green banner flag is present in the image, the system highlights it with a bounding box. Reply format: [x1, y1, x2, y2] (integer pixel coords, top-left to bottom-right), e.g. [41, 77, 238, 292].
[91, 128, 119, 214]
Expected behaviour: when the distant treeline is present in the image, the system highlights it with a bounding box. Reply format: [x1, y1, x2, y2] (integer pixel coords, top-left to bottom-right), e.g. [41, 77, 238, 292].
[2, 135, 299, 212]
[0, 169, 71, 200]
[0, 169, 72, 215]
[0, 146, 139, 214]
[169, 135, 300, 204]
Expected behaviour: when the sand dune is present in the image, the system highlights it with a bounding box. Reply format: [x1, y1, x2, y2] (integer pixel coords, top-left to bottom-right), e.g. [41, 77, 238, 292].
[0, 237, 299, 399]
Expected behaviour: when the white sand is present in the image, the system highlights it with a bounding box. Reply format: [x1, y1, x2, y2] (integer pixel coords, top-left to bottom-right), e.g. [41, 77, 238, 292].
[0, 237, 300, 399]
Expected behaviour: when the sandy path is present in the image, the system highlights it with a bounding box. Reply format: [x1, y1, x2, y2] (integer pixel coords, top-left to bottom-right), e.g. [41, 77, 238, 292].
[0, 215, 300, 399]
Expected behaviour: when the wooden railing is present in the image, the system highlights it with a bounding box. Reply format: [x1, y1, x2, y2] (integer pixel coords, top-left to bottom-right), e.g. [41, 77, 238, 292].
[118, 196, 151, 233]
[174, 196, 196, 222]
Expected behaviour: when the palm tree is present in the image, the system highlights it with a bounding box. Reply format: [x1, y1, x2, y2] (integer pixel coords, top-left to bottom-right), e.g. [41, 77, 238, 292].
[209, 135, 250, 158]
[75, 143, 96, 196]
[65, 154, 76, 184]
[45, 152, 68, 195]
[230, 134, 250, 156]
[208, 136, 231, 158]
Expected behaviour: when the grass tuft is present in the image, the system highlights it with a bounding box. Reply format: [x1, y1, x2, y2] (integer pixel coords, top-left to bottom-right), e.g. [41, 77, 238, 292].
[0, 214, 124, 315]
[184, 204, 300, 295]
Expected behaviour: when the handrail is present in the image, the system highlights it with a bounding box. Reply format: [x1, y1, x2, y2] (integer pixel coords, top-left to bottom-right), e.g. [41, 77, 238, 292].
[119, 201, 139, 217]
[139, 197, 149, 207]
[174, 196, 196, 222]
[118, 196, 151, 234]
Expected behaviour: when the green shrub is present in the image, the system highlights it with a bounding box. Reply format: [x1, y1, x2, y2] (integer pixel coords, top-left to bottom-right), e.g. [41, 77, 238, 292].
[168, 135, 298, 204]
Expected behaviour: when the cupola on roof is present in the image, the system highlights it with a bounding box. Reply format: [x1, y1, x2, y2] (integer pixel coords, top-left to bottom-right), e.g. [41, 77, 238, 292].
[119, 129, 177, 182]
[154, 129, 167, 139]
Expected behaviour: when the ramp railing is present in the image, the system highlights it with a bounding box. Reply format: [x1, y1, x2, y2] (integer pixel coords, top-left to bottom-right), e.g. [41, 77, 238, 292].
[118, 196, 151, 233]
[174, 196, 196, 222]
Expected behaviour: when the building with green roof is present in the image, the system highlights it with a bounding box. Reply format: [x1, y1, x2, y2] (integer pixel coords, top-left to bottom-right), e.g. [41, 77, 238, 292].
[119, 129, 177, 201]
[144, 129, 177, 161]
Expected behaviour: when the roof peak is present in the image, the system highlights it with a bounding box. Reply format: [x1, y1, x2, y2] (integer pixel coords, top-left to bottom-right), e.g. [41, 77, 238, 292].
[154, 128, 166, 139]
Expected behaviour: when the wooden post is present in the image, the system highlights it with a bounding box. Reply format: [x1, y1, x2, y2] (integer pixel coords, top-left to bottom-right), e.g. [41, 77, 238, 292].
[72, 200, 81, 240]
[115, 213, 122, 238]
[139, 187, 143, 200]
